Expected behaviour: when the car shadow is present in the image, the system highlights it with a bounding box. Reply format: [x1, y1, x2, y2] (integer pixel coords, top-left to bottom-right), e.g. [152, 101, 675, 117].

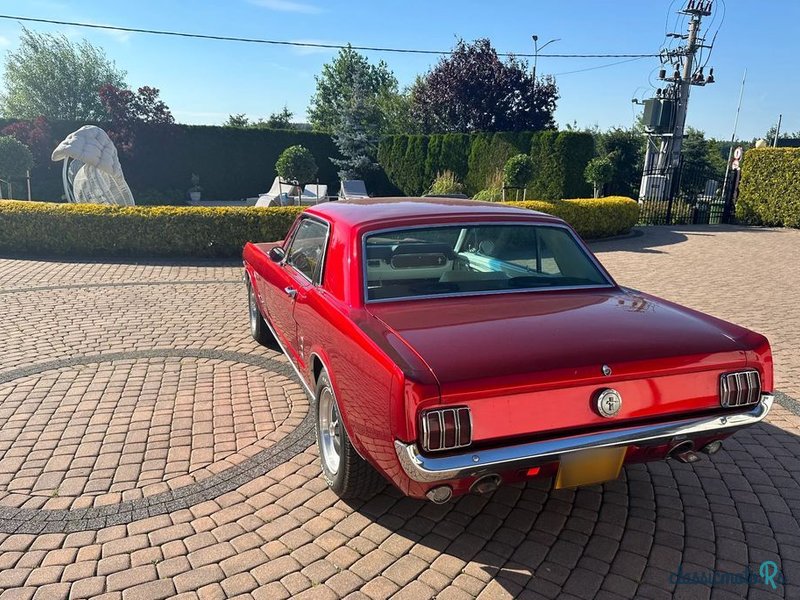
[345, 400, 799, 599]
[589, 225, 775, 256]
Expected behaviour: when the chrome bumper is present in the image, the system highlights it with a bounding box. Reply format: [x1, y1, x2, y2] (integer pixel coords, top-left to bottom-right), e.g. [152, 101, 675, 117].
[394, 394, 774, 483]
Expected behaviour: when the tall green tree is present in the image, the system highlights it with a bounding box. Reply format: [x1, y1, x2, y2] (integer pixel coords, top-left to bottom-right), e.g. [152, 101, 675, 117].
[307, 45, 402, 136]
[682, 127, 726, 177]
[0, 27, 126, 121]
[331, 83, 379, 180]
[596, 127, 645, 198]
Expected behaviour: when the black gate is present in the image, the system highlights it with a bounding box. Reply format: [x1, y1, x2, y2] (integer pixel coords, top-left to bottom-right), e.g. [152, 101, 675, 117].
[637, 164, 734, 225]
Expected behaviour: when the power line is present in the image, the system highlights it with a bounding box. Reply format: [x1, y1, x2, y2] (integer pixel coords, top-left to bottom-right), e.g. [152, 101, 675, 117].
[0, 14, 660, 59]
[553, 56, 647, 76]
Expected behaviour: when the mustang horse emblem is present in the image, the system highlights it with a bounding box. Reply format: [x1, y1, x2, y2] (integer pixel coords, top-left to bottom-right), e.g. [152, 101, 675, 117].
[597, 388, 623, 417]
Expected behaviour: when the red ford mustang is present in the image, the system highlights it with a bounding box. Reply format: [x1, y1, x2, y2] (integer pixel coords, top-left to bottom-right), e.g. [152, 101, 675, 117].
[243, 198, 773, 502]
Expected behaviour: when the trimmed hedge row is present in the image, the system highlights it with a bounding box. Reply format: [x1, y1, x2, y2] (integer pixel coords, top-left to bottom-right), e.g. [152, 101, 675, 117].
[0, 118, 400, 203]
[737, 148, 800, 228]
[0, 196, 638, 258]
[0, 200, 305, 258]
[377, 131, 594, 199]
[504, 197, 640, 239]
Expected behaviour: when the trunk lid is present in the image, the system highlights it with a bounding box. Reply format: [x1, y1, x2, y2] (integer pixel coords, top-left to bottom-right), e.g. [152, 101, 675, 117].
[368, 289, 749, 441]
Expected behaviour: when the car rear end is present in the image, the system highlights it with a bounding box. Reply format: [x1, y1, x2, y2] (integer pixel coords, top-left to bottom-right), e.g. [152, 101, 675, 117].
[357, 216, 774, 501]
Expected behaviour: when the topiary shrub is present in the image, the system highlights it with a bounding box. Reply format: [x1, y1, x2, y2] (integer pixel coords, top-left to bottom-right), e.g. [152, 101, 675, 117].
[503, 154, 533, 188]
[275, 145, 318, 185]
[737, 148, 800, 227]
[584, 155, 615, 198]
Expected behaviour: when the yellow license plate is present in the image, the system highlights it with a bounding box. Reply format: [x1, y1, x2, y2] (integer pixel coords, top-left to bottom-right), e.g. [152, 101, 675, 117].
[554, 446, 627, 489]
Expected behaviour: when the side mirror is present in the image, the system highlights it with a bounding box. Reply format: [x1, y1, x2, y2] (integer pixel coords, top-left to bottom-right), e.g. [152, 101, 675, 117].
[269, 246, 286, 263]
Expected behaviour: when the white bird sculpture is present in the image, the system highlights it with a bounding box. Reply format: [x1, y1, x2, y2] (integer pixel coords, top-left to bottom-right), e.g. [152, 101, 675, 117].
[51, 125, 135, 206]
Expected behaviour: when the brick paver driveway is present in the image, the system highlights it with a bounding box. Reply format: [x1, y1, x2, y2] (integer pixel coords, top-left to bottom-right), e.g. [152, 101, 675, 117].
[0, 225, 798, 600]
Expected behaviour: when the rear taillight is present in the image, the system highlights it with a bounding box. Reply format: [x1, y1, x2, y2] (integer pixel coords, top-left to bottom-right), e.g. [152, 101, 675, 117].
[719, 370, 761, 407]
[420, 407, 471, 452]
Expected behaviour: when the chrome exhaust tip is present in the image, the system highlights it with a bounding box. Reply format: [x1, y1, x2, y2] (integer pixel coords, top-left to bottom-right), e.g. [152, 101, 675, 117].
[700, 440, 723, 455]
[668, 440, 701, 463]
[426, 485, 453, 504]
[470, 474, 502, 495]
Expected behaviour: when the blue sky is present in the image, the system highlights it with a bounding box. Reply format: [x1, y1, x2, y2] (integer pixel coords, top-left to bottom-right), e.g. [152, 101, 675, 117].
[0, 0, 797, 140]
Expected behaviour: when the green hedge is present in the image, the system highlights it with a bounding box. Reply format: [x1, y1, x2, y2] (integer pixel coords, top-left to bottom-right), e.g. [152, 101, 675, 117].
[0, 197, 638, 258]
[504, 197, 640, 239]
[737, 148, 800, 227]
[378, 130, 594, 199]
[0, 118, 404, 203]
[0, 200, 305, 258]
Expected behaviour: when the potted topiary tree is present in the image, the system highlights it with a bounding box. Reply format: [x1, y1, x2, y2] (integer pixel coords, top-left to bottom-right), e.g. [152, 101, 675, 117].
[584, 155, 615, 198]
[502, 154, 533, 201]
[275, 145, 318, 204]
[0, 136, 33, 200]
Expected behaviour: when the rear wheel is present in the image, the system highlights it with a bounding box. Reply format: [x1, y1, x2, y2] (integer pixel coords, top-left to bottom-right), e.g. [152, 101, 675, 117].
[315, 372, 384, 498]
[247, 279, 273, 346]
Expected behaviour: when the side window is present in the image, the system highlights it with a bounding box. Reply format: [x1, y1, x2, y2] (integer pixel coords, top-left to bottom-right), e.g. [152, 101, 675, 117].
[286, 218, 329, 284]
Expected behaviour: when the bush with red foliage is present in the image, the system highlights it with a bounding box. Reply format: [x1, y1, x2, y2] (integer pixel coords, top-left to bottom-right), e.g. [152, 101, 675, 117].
[99, 84, 175, 154]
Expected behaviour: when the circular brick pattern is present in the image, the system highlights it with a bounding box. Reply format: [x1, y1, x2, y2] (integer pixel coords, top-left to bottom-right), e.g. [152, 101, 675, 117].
[0, 228, 799, 599]
[0, 355, 304, 503]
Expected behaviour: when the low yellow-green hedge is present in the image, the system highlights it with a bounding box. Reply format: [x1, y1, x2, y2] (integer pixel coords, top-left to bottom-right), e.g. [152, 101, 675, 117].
[737, 148, 800, 228]
[0, 201, 305, 258]
[503, 196, 640, 239]
[0, 196, 639, 258]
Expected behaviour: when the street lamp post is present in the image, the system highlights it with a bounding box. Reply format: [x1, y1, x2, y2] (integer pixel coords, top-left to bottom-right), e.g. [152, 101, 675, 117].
[531, 35, 561, 80]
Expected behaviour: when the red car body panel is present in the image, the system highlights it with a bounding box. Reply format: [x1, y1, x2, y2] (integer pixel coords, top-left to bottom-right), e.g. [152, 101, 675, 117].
[243, 198, 774, 499]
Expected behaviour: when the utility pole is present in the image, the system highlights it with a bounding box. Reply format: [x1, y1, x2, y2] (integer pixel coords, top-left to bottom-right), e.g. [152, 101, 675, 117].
[667, 7, 703, 171]
[773, 114, 782, 147]
[639, 0, 716, 209]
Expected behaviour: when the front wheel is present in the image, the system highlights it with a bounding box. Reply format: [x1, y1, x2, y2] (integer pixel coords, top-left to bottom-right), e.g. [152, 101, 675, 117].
[315, 372, 384, 498]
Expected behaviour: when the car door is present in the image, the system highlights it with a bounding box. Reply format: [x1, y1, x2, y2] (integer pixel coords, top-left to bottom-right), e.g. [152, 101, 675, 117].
[269, 216, 330, 364]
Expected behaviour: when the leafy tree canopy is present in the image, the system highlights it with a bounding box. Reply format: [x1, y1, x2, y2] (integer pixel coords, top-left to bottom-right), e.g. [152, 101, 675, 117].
[0, 27, 126, 121]
[503, 154, 533, 188]
[308, 45, 401, 136]
[411, 39, 559, 133]
[682, 127, 726, 177]
[265, 106, 294, 129]
[585, 155, 615, 198]
[276, 145, 318, 184]
[99, 85, 174, 154]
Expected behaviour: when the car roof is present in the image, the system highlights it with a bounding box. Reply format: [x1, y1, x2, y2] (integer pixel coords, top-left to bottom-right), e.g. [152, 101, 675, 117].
[304, 197, 561, 229]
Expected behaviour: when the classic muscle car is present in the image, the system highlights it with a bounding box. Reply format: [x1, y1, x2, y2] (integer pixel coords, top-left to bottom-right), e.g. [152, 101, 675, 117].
[242, 198, 773, 503]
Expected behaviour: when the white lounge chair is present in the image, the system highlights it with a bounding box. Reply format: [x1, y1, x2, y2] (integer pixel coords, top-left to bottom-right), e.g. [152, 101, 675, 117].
[255, 177, 293, 207]
[339, 180, 369, 200]
[303, 184, 329, 204]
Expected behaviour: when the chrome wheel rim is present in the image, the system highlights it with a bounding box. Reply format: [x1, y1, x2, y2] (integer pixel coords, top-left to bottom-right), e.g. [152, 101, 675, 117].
[248, 284, 258, 335]
[318, 385, 342, 475]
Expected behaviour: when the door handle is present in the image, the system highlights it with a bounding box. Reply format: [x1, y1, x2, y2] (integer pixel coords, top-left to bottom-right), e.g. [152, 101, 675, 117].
[284, 286, 297, 299]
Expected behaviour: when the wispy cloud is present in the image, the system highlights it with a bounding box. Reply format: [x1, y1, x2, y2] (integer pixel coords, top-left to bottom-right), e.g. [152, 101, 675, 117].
[0, 35, 10, 47]
[248, 0, 323, 15]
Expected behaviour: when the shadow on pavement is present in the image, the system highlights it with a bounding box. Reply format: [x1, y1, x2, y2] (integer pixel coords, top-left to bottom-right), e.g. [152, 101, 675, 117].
[346, 411, 799, 599]
[590, 225, 775, 256]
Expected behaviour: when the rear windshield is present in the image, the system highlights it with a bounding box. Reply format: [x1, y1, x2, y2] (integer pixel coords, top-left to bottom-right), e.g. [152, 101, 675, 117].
[364, 224, 611, 301]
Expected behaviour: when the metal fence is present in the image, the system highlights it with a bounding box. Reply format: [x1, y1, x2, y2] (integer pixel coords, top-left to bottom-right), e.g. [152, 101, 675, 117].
[637, 164, 732, 225]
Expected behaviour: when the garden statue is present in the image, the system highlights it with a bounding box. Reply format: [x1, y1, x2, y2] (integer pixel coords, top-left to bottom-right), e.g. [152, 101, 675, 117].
[51, 125, 135, 206]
